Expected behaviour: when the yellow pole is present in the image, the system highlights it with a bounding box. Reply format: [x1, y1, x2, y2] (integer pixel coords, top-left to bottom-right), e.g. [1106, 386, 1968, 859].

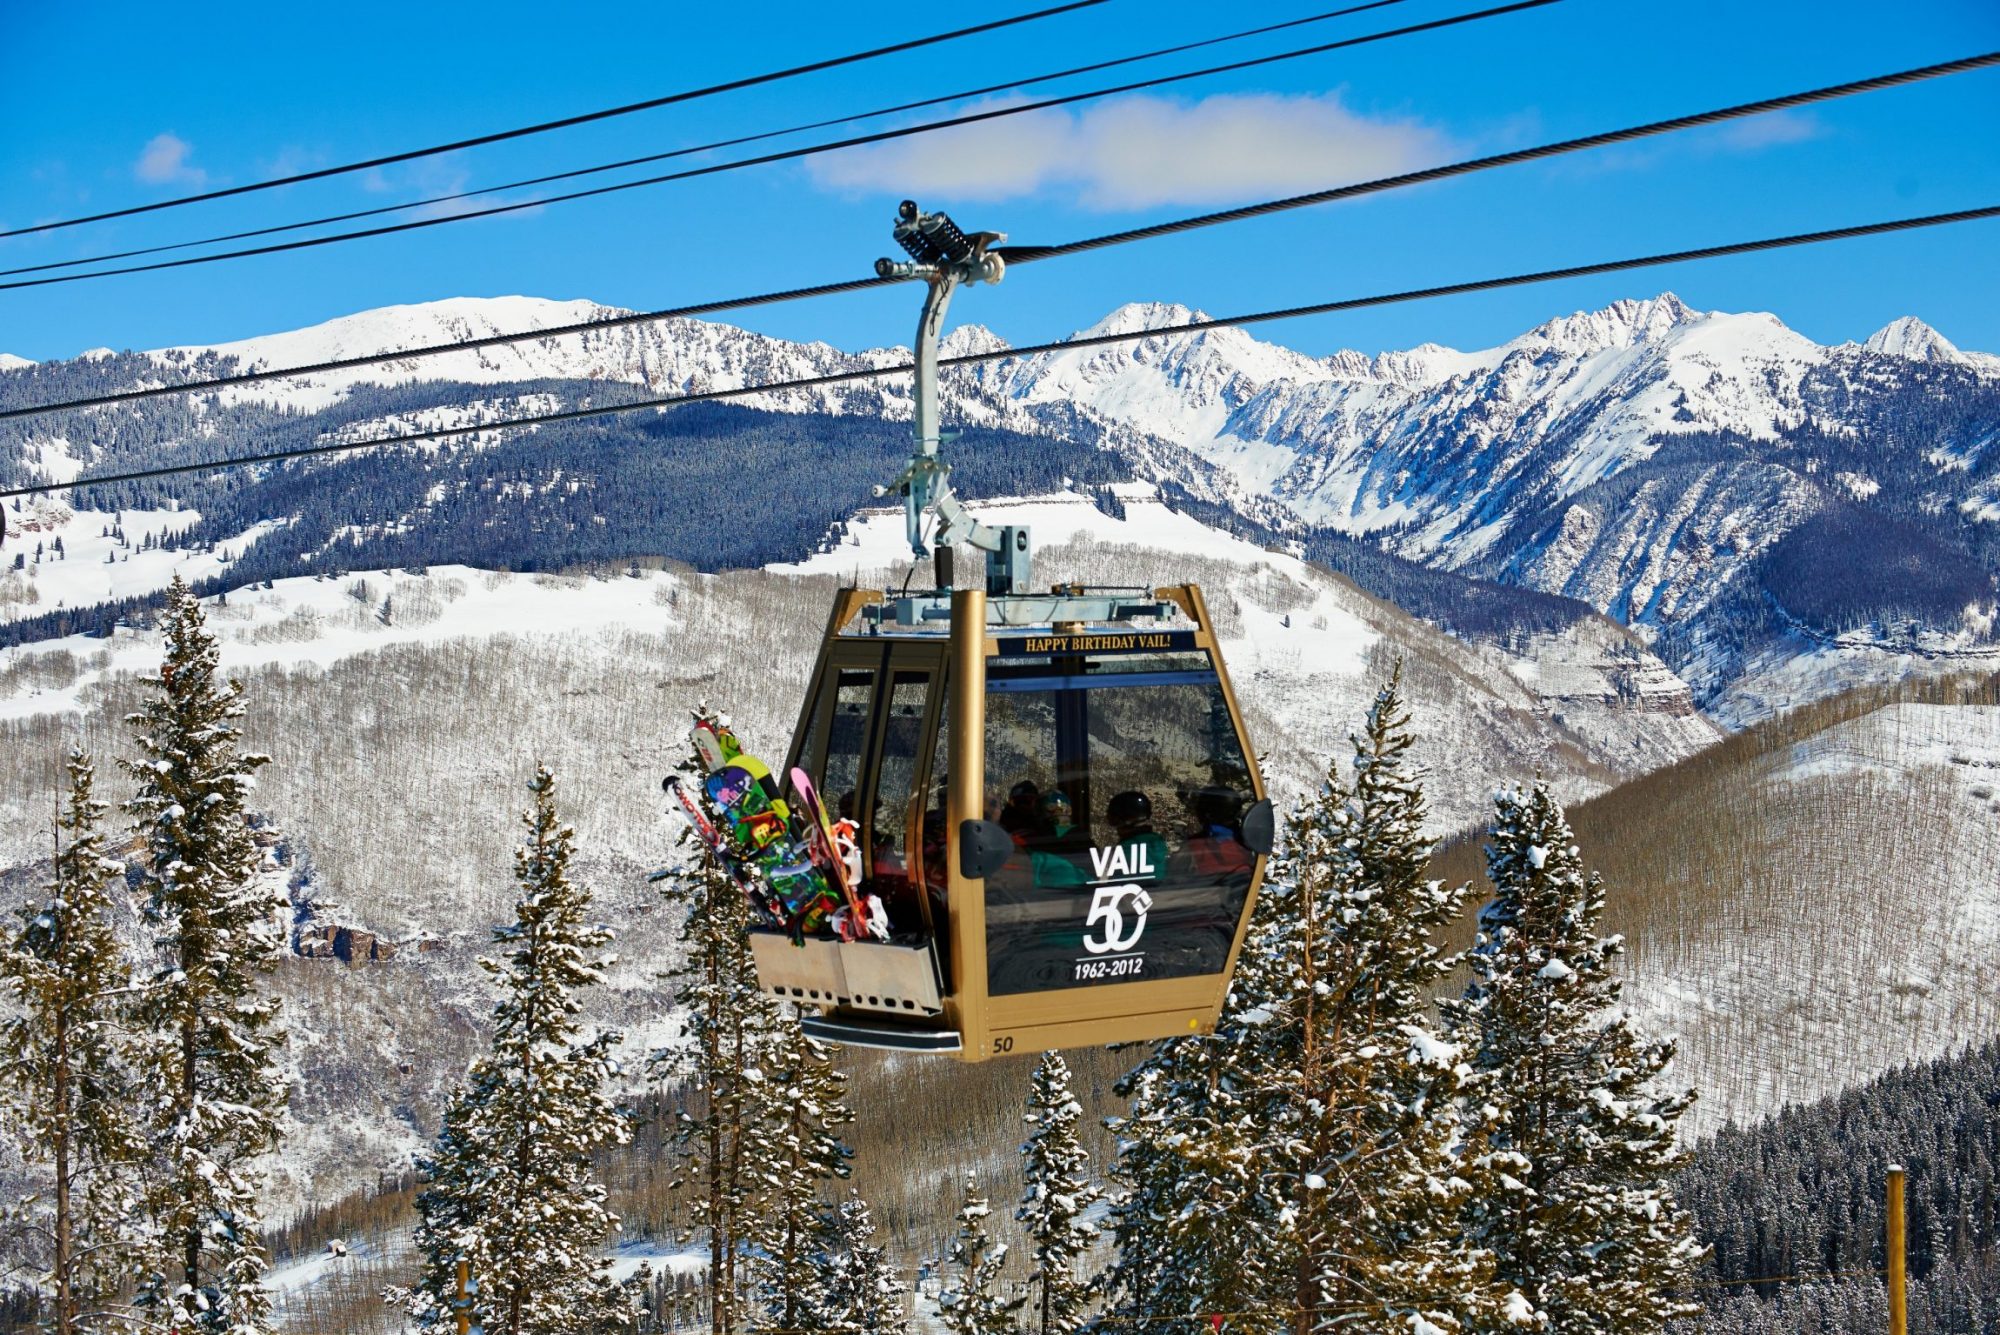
[1887, 1165, 1907, 1335]
[948, 587, 990, 1060]
[456, 1256, 472, 1335]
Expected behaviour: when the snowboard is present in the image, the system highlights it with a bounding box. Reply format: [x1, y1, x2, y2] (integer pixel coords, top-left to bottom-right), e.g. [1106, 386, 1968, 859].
[691, 710, 742, 772]
[789, 767, 879, 941]
[678, 710, 838, 941]
[664, 774, 787, 925]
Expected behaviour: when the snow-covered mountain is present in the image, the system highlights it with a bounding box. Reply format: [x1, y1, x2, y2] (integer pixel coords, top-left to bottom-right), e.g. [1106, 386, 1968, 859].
[962, 296, 2000, 706]
[1, 286, 1993, 1228]
[1861, 314, 2000, 371]
[4, 291, 1995, 721]
[157, 296, 903, 417]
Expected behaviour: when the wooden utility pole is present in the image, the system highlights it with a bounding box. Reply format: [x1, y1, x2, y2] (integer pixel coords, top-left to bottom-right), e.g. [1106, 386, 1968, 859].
[455, 1256, 474, 1335]
[1887, 1165, 1908, 1335]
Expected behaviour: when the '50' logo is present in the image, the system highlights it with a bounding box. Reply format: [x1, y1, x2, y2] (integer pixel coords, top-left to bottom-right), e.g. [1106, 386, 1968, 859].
[1083, 884, 1152, 955]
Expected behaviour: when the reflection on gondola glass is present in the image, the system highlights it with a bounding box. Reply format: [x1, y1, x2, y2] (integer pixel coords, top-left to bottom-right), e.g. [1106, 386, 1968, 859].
[871, 672, 931, 903]
[823, 669, 875, 822]
[923, 691, 953, 982]
[983, 657, 1257, 996]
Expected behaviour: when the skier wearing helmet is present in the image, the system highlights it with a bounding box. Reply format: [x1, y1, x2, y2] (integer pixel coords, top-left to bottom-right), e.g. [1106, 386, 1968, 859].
[1028, 788, 1093, 888]
[1105, 790, 1169, 885]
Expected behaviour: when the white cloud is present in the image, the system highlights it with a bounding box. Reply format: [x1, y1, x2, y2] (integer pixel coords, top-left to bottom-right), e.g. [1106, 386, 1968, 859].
[134, 132, 206, 186]
[354, 156, 499, 218]
[1712, 110, 1824, 151]
[809, 92, 1455, 211]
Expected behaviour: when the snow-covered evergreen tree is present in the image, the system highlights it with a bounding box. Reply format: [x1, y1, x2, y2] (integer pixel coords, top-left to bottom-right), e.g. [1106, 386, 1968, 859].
[814, 1191, 909, 1335]
[405, 765, 632, 1335]
[123, 576, 288, 1334]
[1097, 772, 1361, 1335]
[651, 747, 789, 1335]
[0, 749, 142, 1334]
[1099, 680, 1505, 1333]
[748, 1020, 853, 1335]
[934, 1174, 1024, 1335]
[1019, 1051, 1099, 1335]
[1288, 678, 1499, 1335]
[1097, 996, 1285, 1334]
[1449, 781, 1702, 1333]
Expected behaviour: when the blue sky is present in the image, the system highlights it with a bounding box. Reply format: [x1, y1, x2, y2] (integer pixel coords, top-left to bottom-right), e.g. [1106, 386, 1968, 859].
[3, 0, 1996, 364]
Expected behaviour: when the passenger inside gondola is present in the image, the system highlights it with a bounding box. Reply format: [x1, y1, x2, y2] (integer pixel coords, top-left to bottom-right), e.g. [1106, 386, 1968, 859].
[999, 780, 1042, 840]
[1175, 785, 1254, 881]
[1026, 789, 1094, 888]
[1102, 790, 1169, 885]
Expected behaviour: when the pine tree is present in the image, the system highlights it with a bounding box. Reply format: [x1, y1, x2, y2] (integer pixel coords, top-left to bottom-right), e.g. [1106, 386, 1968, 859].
[1098, 994, 1285, 1335]
[1019, 1051, 1099, 1335]
[814, 1192, 909, 1335]
[1311, 678, 1498, 1335]
[0, 750, 143, 1334]
[934, 1175, 1025, 1335]
[748, 1020, 854, 1335]
[1449, 781, 1703, 1333]
[651, 750, 789, 1335]
[406, 766, 632, 1335]
[1098, 805, 1341, 1335]
[123, 576, 288, 1334]
[1249, 675, 1501, 1335]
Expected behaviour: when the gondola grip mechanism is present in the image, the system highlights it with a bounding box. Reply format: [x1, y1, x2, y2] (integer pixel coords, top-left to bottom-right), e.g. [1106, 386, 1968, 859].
[875, 202, 1019, 583]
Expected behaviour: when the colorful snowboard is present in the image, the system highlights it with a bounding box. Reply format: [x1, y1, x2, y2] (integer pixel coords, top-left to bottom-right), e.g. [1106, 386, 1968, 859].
[679, 710, 837, 941]
[789, 767, 874, 941]
[664, 774, 786, 925]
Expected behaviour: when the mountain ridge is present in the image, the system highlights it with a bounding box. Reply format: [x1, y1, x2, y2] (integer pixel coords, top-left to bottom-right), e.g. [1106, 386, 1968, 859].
[3, 290, 1995, 722]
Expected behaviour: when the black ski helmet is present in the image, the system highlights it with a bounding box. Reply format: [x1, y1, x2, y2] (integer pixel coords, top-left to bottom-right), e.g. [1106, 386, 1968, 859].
[1108, 790, 1152, 828]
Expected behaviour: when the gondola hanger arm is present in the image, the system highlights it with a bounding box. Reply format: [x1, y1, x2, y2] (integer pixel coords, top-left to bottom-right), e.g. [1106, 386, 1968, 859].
[873, 201, 1008, 560]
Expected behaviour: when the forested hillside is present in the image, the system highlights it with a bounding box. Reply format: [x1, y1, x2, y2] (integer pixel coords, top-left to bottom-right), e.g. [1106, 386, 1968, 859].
[1434, 672, 2000, 1133]
[0, 384, 1608, 657]
[7, 292, 1998, 714]
[1677, 1038, 2000, 1334]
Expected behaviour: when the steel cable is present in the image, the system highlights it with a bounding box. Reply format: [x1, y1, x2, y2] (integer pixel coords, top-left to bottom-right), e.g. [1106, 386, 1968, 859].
[0, 0, 1112, 240]
[3, 49, 1988, 425]
[4, 201, 1993, 501]
[0, 0, 1556, 292]
[0, 0, 1420, 280]
[995, 49, 2000, 264]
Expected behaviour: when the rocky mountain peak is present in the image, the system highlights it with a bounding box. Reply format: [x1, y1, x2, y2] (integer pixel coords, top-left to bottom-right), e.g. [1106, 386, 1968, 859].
[1078, 301, 1208, 338]
[1864, 315, 1961, 363]
[940, 324, 1012, 359]
[1515, 292, 1705, 356]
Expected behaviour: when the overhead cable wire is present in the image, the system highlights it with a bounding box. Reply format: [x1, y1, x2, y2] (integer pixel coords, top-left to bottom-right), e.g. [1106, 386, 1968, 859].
[0, 0, 1558, 292]
[0, 0, 1112, 241]
[1, 0, 1422, 280]
[995, 47, 2000, 263]
[5, 201, 1993, 502]
[2, 49, 1990, 425]
[0, 272, 907, 423]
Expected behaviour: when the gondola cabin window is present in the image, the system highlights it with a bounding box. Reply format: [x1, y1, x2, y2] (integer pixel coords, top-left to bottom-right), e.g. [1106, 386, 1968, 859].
[791, 655, 949, 940]
[821, 669, 875, 819]
[981, 647, 1256, 996]
[869, 671, 931, 899]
